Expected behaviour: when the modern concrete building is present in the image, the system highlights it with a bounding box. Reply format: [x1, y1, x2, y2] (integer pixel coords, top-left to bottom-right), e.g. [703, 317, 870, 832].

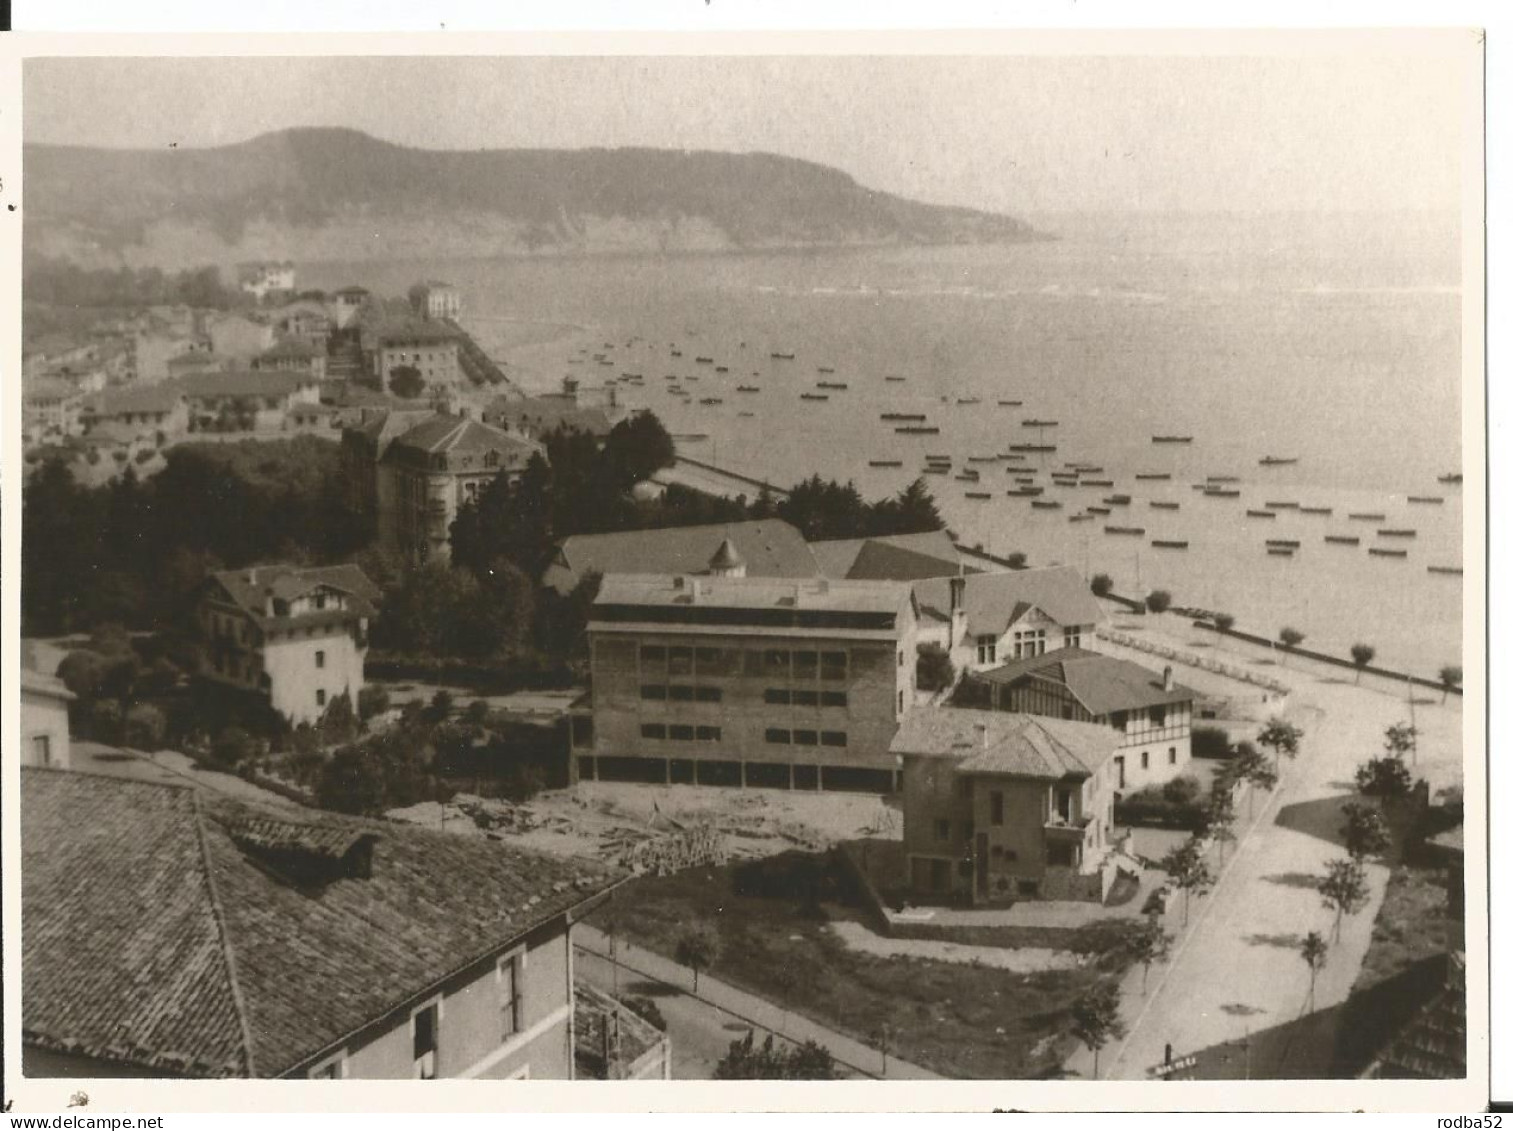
[913, 566, 1105, 674]
[893, 707, 1132, 904]
[195, 564, 378, 727]
[576, 562, 920, 792]
[21, 767, 623, 1079]
[965, 647, 1197, 794]
[20, 669, 74, 770]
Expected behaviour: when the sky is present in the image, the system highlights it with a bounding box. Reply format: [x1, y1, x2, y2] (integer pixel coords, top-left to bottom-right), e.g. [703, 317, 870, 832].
[23, 49, 1473, 215]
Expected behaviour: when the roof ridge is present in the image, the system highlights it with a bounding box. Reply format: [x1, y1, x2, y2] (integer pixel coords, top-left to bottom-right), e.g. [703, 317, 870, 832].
[189, 791, 259, 1077]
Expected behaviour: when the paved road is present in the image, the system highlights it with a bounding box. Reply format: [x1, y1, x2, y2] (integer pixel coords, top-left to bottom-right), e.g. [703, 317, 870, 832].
[573, 925, 940, 1080]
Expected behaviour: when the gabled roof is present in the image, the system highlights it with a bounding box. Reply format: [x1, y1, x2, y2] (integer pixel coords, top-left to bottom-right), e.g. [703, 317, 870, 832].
[548, 520, 818, 594]
[258, 338, 324, 361]
[594, 573, 912, 619]
[176, 370, 315, 400]
[22, 768, 623, 1078]
[486, 396, 614, 439]
[811, 530, 961, 580]
[385, 415, 541, 464]
[891, 707, 1120, 781]
[913, 565, 1104, 637]
[83, 386, 185, 417]
[373, 317, 457, 346]
[207, 563, 379, 627]
[974, 646, 1196, 715]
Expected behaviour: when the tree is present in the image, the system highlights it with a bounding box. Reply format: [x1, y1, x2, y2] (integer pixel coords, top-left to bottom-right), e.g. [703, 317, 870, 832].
[1203, 787, 1238, 866]
[1278, 627, 1305, 666]
[915, 643, 956, 693]
[1231, 744, 1279, 819]
[713, 1031, 837, 1080]
[358, 685, 392, 721]
[425, 689, 455, 724]
[1090, 573, 1113, 598]
[124, 702, 167, 750]
[1340, 801, 1391, 862]
[887, 477, 945, 535]
[1006, 551, 1028, 570]
[675, 922, 720, 993]
[210, 725, 256, 768]
[1213, 612, 1236, 633]
[1256, 717, 1303, 763]
[1124, 915, 1174, 993]
[1299, 931, 1329, 1013]
[1070, 982, 1127, 1079]
[388, 365, 425, 399]
[1319, 857, 1369, 941]
[1354, 755, 1412, 799]
[1145, 589, 1172, 615]
[1159, 836, 1215, 926]
[1384, 721, 1417, 762]
[1350, 643, 1376, 684]
[1438, 664, 1463, 703]
[601, 410, 677, 490]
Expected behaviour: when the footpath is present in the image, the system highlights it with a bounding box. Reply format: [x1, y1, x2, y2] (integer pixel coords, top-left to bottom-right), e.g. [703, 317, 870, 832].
[573, 924, 940, 1080]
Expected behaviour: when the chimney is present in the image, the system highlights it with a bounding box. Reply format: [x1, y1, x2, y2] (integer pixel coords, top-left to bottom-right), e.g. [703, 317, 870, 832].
[689, 579, 702, 603]
[1162, 665, 1174, 692]
[975, 722, 989, 749]
[246, 567, 257, 585]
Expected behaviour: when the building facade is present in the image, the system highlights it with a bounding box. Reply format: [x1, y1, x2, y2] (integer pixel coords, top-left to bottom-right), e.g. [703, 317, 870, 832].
[79, 386, 189, 440]
[179, 369, 322, 433]
[205, 312, 277, 360]
[578, 564, 919, 792]
[238, 260, 297, 300]
[410, 281, 463, 321]
[894, 708, 1129, 905]
[254, 338, 328, 381]
[968, 647, 1196, 794]
[21, 768, 623, 1079]
[913, 566, 1105, 674]
[375, 322, 461, 389]
[21, 670, 74, 769]
[196, 564, 377, 726]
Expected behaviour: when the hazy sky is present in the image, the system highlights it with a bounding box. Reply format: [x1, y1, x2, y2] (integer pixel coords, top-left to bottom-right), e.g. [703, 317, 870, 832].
[24, 51, 1471, 214]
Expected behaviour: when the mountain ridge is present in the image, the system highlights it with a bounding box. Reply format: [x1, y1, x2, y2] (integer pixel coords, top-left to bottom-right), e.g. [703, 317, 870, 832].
[24, 127, 1044, 269]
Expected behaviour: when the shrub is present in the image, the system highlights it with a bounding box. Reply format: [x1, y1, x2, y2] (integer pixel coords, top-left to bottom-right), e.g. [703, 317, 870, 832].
[358, 685, 391, 721]
[1192, 724, 1233, 760]
[1160, 775, 1202, 807]
[134, 449, 155, 464]
[1090, 573, 1113, 598]
[1006, 552, 1028, 570]
[210, 725, 258, 768]
[622, 996, 667, 1033]
[1355, 755, 1412, 799]
[915, 643, 956, 693]
[124, 702, 167, 750]
[1114, 781, 1207, 830]
[1145, 589, 1172, 614]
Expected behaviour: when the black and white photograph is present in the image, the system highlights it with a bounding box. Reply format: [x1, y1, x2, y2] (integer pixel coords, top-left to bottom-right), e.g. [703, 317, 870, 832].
[1, 24, 1490, 1113]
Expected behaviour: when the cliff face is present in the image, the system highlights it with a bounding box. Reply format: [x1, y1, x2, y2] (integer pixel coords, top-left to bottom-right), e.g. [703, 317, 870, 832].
[24, 127, 1042, 268]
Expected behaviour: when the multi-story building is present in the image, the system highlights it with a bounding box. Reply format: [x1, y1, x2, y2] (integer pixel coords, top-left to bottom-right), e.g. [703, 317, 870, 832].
[253, 337, 328, 381]
[577, 557, 920, 792]
[179, 369, 322, 432]
[203, 311, 277, 361]
[343, 412, 541, 566]
[410, 280, 462, 321]
[913, 566, 1105, 674]
[21, 376, 84, 442]
[485, 394, 616, 444]
[372, 321, 462, 390]
[20, 669, 74, 769]
[195, 564, 378, 726]
[131, 328, 202, 385]
[893, 707, 1127, 904]
[965, 647, 1197, 794]
[330, 285, 372, 330]
[79, 385, 189, 441]
[21, 767, 624, 1078]
[238, 260, 296, 300]
[273, 299, 334, 351]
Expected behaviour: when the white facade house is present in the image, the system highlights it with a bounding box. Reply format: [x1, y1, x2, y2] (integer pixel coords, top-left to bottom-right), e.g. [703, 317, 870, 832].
[912, 566, 1105, 675]
[21, 670, 74, 769]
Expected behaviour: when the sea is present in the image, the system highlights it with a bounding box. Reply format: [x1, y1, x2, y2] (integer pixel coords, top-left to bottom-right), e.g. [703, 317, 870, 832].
[305, 209, 1467, 681]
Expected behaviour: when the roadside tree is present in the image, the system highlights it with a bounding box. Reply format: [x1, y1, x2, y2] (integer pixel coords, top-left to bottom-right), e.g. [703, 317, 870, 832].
[1319, 857, 1369, 942]
[1299, 931, 1329, 1012]
[675, 922, 720, 993]
[1070, 982, 1127, 1080]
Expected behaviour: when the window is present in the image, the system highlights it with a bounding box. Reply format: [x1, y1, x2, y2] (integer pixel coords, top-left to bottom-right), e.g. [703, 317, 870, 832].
[315, 594, 327, 611]
[640, 684, 667, 701]
[668, 724, 695, 741]
[1140, 751, 1149, 769]
[1151, 706, 1167, 728]
[820, 731, 847, 748]
[1066, 627, 1082, 649]
[1169, 746, 1177, 765]
[315, 650, 326, 669]
[792, 689, 819, 707]
[694, 686, 722, 703]
[764, 688, 791, 705]
[976, 638, 998, 666]
[695, 726, 722, 742]
[765, 728, 791, 745]
[764, 649, 791, 677]
[316, 689, 327, 708]
[1110, 711, 1128, 732]
[990, 791, 1004, 826]
[309, 1054, 346, 1079]
[898, 690, 905, 714]
[821, 651, 848, 681]
[640, 645, 666, 666]
[413, 1001, 440, 1079]
[1013, 629, 1047, 659]
[668, 685, 695, 702]
[794, 651, 819, 680]
[668, 647, 694, 676]
[498, 954, 522, 1038]
[793, 729, 819, 746]
[640, 723, 667, 740]
[695, 647, 721, 669]
[820, 691, 848, 708]
[934, 818, 951, 842]
[898, 651, 904, 668]
[33, 735, 51, 767]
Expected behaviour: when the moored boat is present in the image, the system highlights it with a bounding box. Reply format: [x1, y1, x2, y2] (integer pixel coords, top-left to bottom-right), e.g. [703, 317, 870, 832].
[1265, 539, 1301, 548]
[1377, 529, 1417, 538]
[1031, 500, 1062, 510]
[1152, 435, 1194, 444]
[1135, 473, 1172, 481]
[965, 491, 992, 500]
[1152, 539, 1189, 549]
[1106, 525, 1145, 535]
[1369, 548, 1408, 558]
[1150, 501, 1180, 510]
[1428, 565, 1463, 574]
[1246, 509, 1277, 518]
[799, 393, 829, 401]
[868, 459, 903, 468]
[880, 412, 927, 421]
[1407, 496, 1444, 504]
[1438, 473, 1463, 484]
[1348, 512, 1387, 521]
[895, 426, 940, 434]
[1300, 506, 1332, 515]
[1324, 535, 1361, 545]
[771, 352, 795, 360]
[1259, 456, 1299, 466]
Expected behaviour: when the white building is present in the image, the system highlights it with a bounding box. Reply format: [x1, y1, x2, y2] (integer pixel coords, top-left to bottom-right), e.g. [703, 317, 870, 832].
[239, 261, 297, 300]
[21, 670, 74, 769]
[410, 281, 462, 322]
[912, 566, 1105, 674]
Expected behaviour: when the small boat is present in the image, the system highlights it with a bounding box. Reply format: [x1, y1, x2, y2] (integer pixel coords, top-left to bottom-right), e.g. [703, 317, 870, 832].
[1369, 548, 1408, 558]
[1087, 505, 1112, 515]
[968, 456, 1001, 464]
[1103, 495, 1132, 505]
[817, 366, 836, 374]
[998, 399, 1023, 406]
[1207, 475, 1242, 484]
[1378, 529, 1417, 538]
[954, 471, 981, 482]
[1022, 419, 1059, 428]
[926, 453, 952, 461]
[671, 350, 682, 357]
[895, 426, 941, 435]
[1069, 514, 1094, 523]
[1002, 453, 1028, 461]
[1267, 548, 1295, 557]
[715, 366, 729, 373]
[736, 385, 761, 392]
[1260, 456, 1299, 466]
[1070, 465, 1104, 473]
[1150, 501, 1181, 511]
[1152, 539, 1189, 549]
[695, 356, 714, 364]
[1349, 512, 1387, 521]
[1407, 496, 1444, 504]
[1031, 500, 1062, 510]
[881, 413, 927, 421]
[1082, 478, 1115, 488]
[1006, 488, 1045, 498]
[771, 352, 795, 360]
[800, 393, 829, 402]
[817, 381, 849, 390]
[1008, 444, 1058, 453]
[1135, 473, 1172, 481]
[599, 359, 614, 366]
[1300, 506, 1333, 515]
[1246, 509, 1277, 518]
[1428, 565, 1463, 575]
[1324, 535, 1361, 545]
[957, 397, 982, 406]
[885, 375, 906, 382]
[1265, 501, 1299, 509]
[699, 397, 724, 405]
[1106, 526, 1145, 536]
[965, 491, 992, 500]
[1205, 488, 1242, 498]
[737, 411, 755, 418]
[1438, 473, 1463, 484]
[868, 459, 904, 468]
[1152, 436, 1194, 444]
[1265, 539, 1301, 548]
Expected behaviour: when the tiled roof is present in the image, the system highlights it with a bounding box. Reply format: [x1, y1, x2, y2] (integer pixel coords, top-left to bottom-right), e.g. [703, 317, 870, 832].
[486, 396, 614, 438]
[548, 520, 818, 593]
[811, 530, 961, 580]
[207, 563, 380, 626]
[914, 566, 1104, 637]
[177, 370, 315, 400]
[84, 386, 185, 417]
[891, 707, 1120, 780]
[974, 646, 1196, 715]
[387, 415, 537, 461]
[374, 318, 457, 345]
[259, 338, 324, 360]
[1369, 953, 1466, 1079]
[21, 668, 76, 701]
[22, 768, 624, 1078]
[594, 573, 911, 617]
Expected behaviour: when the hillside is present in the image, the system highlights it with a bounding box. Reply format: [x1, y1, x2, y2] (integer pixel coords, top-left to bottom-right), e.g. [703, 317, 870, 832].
[23, 127, 1042, 269]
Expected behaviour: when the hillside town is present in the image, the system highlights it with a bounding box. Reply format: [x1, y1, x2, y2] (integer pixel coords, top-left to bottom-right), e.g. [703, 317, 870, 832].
[19, 264, 1465, 1085]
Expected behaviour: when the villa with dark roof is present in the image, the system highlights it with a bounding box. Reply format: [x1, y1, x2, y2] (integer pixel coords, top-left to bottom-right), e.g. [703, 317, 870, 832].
[913, 565, 1106, 674]
[810, 530, 962, 582]
[196, 563, 378, 726]
[892, 707, 1133, 904]
[21, 768, 623, 1079]
[966, 647, 1198, 793]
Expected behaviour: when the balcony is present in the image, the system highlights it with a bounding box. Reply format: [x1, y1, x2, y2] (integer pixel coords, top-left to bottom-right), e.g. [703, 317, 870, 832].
[1043, 815, 1093, 843]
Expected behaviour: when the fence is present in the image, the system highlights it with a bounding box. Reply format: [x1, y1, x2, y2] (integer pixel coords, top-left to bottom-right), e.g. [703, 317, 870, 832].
[1189, 622, 1462, 698]
[1096, 626, 1292, 697]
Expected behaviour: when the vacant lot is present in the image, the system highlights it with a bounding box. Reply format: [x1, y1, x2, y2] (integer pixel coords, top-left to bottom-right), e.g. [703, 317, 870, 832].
[588, 852, 1131, 1079]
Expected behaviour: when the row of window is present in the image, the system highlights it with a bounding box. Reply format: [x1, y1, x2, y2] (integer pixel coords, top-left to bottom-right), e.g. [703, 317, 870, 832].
[764, 728, 848, 747]
[1108, 706, 1176, 731]
[974, 627, 1085, 666]
[640, 684, 722, 702]
[640, 644, 848, 681]
[763, 688, 847, 707]
[640, 723, 723, 742]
